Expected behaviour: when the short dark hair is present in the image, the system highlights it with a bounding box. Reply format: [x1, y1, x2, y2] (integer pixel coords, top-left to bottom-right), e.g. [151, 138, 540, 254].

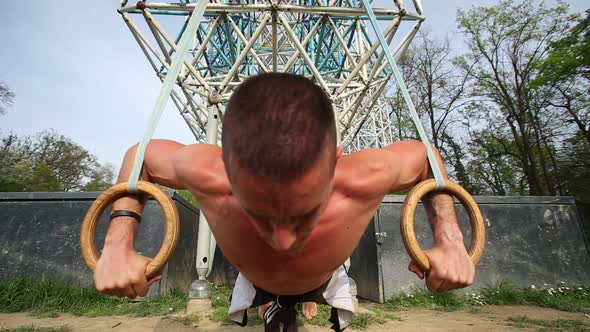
[222, 73, 336, 182]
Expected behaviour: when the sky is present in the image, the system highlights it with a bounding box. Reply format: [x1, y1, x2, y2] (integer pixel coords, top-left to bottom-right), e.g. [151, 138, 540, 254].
[0, 1, 587, 172]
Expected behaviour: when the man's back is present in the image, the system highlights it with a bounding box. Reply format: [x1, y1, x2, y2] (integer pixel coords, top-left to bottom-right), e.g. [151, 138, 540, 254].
[186, 145, 386, 295]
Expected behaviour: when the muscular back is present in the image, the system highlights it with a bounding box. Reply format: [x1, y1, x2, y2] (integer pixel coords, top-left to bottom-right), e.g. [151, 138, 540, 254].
[178, 146, 391, 295]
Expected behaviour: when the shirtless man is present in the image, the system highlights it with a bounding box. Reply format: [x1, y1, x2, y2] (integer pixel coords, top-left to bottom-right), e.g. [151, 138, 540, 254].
[93, 73, 475, 331]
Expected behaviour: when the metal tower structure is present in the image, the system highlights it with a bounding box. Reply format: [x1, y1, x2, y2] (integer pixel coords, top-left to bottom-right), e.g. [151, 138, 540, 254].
[118, 0, 423, 150]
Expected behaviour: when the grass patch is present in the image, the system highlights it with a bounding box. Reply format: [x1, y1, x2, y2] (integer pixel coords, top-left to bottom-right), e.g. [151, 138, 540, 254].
[2, 277, 589, 329]
[301, 303, 391, 330]
[0, 326, 71, 332]
[349, 312, 387, 330]
[208, 284, 263, 326]
[170, 313, 200, 326]
[384, 287, 467, 311]
[208, 284, 234, 325]
[478, 282, 590, 313]
[380, 282, 590, 314]
[0, 278, 187, 317]
[300, 303, 332, 327]
[507, 316, 590, 331]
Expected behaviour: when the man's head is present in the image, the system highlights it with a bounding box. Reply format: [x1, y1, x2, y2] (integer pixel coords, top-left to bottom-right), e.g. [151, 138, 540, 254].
[222, 73, 339, 252]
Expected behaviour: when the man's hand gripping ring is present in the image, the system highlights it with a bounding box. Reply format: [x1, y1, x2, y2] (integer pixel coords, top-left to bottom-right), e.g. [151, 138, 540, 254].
[80, 181, 180, 279]
[400, 179, 486, 272]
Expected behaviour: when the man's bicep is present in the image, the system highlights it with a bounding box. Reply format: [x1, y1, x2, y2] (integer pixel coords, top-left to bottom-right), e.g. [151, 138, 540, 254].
[141, 139, 188, 189]
[338, 149, 401, 198]
[170, 143, 226, 195]
[383, 140, 430, 193]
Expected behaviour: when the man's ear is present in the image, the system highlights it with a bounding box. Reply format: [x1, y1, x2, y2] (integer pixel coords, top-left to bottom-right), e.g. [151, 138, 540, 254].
[336, 146, 343, 159]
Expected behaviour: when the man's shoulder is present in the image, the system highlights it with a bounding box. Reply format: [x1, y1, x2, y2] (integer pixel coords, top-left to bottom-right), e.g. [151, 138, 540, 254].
[174, 144, 229, 195]
[173, 143, 222, 166]
[334, 148, 400, 199]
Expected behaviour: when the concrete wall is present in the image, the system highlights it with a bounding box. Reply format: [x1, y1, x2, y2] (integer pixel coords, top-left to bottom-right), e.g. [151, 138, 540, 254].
[349, 195, 590, 303]
[1, 192, 589, 303]
[0, 191, 201, 296]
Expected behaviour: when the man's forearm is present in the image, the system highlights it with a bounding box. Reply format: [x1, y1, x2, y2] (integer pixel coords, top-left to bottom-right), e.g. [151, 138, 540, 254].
[104, 145, 152, 249]
[420, 147, 464, 247]
[422, 192, 464, 246]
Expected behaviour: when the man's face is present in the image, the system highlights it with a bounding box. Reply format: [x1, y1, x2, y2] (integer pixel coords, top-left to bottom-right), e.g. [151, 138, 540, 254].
[228, 148, 336, 253]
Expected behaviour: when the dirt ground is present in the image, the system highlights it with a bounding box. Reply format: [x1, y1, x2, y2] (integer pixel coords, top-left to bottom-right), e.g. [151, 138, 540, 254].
[1, 306, 589, 331]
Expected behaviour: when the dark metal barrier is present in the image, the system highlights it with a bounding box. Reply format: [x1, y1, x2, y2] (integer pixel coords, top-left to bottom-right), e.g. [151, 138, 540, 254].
[0, 192, 201, 296]
[349, 195, 590, 303]
[1, 193, 589, 302]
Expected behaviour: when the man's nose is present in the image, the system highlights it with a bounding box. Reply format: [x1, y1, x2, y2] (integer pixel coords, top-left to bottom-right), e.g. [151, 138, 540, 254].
[271, 223, 297, 251]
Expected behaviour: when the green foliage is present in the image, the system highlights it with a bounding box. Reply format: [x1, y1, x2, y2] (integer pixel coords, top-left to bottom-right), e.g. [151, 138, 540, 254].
[530, 7, 590, 229]
[465, 128, 524, 196]
[455, 0, 576, 196]
[82, 164, 116, 192]
[380, 282, 590, 314]
[0, 131, 114, 192]
[442, 133, 476, 194]
[555, 135, 590, 238]
[385, 288, 467, 311]
[299, 303, 331, 327]
[0, 278, 187, 317]
[472, 282, 590, 313]
[535, 9, 590, 84]
[209, 284, 237, 325]
[175, 190, 200, 208]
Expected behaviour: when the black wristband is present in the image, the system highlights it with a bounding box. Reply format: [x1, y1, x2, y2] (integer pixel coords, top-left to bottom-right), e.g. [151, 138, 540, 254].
[110, 210, 142, 223]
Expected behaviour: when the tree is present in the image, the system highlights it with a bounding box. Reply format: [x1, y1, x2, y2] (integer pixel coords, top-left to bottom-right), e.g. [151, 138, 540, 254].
[0, 81, 15, 115]
[535, 9, 590, 146]
[0, 130, 115, 192]
[457, 0, 571, 195]
[82, 163, 116, 192]
[536, 9, 590, 83]
[391, 30, 473, 188]
[400, 31, 471, 150]
[465, 123, 524, 196]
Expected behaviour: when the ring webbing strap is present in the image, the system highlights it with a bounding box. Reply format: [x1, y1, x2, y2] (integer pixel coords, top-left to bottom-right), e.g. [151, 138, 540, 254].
[360, 1, 445, 189]
[127, 0, 208, 193]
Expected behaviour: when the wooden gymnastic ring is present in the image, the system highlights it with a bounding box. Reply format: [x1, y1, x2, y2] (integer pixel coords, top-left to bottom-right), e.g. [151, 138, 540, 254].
[80, 181, 180, 279]
[400, 179, 485, 272]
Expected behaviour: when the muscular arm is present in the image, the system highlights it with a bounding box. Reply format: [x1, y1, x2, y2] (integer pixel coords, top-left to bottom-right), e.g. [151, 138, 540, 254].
[104, 139, 187, 250]
[341, 140, 473, 291]
[384, 140, 473, 290]
[383, 141, 463, 248]
[104, 139, 223, 248]
[95, 139, 223, 298]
